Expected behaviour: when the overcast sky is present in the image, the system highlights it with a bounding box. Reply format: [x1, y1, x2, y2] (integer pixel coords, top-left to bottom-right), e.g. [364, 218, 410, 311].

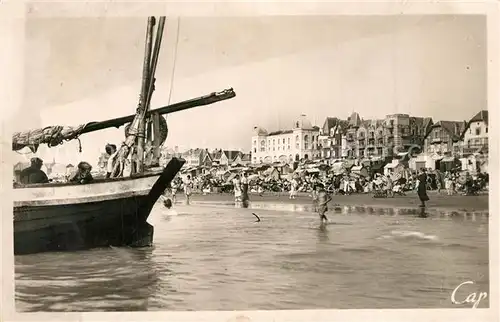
[14, 15, 486, 165]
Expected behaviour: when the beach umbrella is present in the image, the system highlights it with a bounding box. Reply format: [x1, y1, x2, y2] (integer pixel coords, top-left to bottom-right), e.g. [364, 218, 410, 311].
[247, 174, 259, 182]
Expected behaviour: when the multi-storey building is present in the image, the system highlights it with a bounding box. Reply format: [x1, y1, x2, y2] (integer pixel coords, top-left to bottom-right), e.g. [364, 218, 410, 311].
[341, 112, 385, 159]
[339, 112, 433, 159]
[358, 119, 385, 158]
[423, 120, 467, 157]
[318, 117, 348, 159]
[251, 115, 321, 164]
[408, 116, 434, 151]
[384, 114, 434, 155]
[342, 112, 362, 158]
[181, 148, 207, 167]
[460, 110, 488, 157]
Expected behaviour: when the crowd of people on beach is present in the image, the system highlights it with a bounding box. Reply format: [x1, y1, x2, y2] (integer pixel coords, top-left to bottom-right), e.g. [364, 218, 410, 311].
[164, 167, 489, 201]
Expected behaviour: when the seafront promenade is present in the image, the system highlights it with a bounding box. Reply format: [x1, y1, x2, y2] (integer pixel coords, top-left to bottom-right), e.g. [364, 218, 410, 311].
[174, 191, 489, 212]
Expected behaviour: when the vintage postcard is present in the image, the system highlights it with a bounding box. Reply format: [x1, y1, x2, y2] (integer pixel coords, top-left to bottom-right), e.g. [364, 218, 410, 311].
[1, 1, 498, 322]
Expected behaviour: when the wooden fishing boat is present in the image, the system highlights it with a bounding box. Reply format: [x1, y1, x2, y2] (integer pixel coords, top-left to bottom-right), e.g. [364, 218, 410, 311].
[12, 17, 236, 255]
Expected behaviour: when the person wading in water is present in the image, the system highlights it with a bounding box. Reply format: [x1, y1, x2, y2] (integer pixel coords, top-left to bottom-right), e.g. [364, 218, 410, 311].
[316, 183, 332, 224]
[241, 172, 250, 208]
[183, 175, 193, 205]
[417, 168, 430, 215]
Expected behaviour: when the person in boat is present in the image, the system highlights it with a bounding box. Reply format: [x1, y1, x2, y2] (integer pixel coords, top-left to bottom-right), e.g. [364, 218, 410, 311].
[416, 168, 430, 208]
[19, 157, 49, 184]
[240, 172, 250, 207]
[105, 143, 119, 178]
[183, 175, 193, 205]
[316, 183, 331, 224]
[69, 161, 94, 184]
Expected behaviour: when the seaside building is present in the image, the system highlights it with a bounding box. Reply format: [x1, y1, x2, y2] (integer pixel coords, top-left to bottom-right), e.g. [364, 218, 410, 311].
[341, 112, 385, 160]
[251, 115, 321, 164]
[180, 148, 208, 167]
[423, 120, 467, 156]
[318, 117, 348, 160]
[460, 110, 488, 157]
[201, 149, 246, 167]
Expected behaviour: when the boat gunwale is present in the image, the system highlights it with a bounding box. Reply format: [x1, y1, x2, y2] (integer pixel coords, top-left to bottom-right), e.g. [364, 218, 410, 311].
[13, 168, 166, 190]
[14, 188, 152, 209]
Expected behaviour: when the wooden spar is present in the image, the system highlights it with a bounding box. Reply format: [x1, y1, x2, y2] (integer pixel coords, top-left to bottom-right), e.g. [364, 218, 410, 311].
[135, 17, 157, 174]
[111, 17, 156, 177]
[144, 17, 166, 168]
[137, 17, 165, 173]
[80, 89, 236, 135]
[144, 17, 166, 114]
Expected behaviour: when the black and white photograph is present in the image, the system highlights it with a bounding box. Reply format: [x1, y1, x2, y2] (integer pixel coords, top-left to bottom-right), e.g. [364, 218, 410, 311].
[1, 2, 498, 322]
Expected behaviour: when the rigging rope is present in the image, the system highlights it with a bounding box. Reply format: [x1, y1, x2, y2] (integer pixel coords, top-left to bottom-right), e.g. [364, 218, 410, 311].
[167, 17, 181, 107]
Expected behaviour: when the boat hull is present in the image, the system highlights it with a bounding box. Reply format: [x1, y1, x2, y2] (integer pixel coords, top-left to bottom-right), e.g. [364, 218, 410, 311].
[14, 195, 153, 255]
[13, 158, 185, 255]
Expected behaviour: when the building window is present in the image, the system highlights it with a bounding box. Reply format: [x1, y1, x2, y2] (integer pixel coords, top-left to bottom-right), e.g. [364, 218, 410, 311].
[283, 138, 285, 144]
[273, 139, 275, 145]
[434, 131, 439, 138]
[254, 148, 256, 153]
[486, 127, 488, 133]
[475, 128, 481, 135]
[288, 145, 291, 150]
[295, 135, 300, 149]
[288, 138, 291, 144]
[304, 135, 309, 149]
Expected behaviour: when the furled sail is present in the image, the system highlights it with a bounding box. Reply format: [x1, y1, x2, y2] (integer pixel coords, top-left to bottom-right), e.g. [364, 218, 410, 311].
[11, 88, 235, 153]
[12, 124, 88, 153]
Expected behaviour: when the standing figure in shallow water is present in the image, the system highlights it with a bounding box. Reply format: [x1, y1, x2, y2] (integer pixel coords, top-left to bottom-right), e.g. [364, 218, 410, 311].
[240, 172, 250, 208]
[183, 175, 193, 205]
[417, 168, 430, 215]
[316, 184, 331, 224]
[233, 174, 242, 203]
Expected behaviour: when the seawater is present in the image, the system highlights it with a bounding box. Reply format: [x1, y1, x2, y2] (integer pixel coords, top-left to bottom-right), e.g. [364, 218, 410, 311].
[15, 201, 489, 311]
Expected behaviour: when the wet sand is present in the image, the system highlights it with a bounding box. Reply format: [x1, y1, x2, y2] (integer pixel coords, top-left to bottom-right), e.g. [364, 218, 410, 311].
[177, 191, 489, 212]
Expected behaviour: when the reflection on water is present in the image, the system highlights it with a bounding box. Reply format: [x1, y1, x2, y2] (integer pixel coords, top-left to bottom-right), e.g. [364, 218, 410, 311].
[15, 203, 489, 311]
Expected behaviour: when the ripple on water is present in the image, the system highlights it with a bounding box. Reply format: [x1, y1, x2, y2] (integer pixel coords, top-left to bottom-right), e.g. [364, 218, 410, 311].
[14, 204, 489, 311]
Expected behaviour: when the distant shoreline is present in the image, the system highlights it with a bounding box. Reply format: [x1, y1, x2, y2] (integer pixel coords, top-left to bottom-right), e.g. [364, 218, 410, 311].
[170, 190, 489, 212]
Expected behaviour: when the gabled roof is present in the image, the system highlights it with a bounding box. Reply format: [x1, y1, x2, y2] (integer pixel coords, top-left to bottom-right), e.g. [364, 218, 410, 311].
[428, 120, 467, 141]
[323, 117, 338, 131]
[347, 112, 362, 128]
[323, 117, 349, 134]
[469, 110, 488, 125]
[223, 150, 241, 162]
[460, 110, 488, 139]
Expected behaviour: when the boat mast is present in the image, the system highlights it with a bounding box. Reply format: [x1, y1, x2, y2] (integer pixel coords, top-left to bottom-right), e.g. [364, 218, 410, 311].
[134, 16, 156, 175]
[140, 17, 166, 171]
